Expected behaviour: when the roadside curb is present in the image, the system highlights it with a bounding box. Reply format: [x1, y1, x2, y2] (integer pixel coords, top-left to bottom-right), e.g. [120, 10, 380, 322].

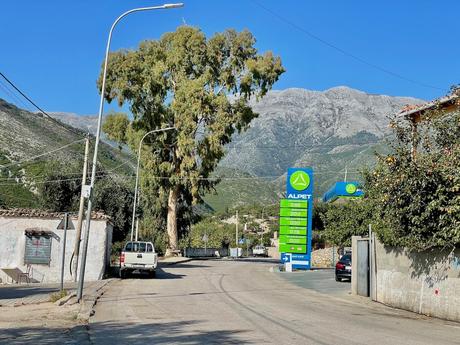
[159, 258, 194, 266]
[76, 279, 115, 323]
[54, 291, 76, 306]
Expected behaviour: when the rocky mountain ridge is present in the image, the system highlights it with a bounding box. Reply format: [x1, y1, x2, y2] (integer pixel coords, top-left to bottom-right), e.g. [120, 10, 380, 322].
[46, 86, 424, 207]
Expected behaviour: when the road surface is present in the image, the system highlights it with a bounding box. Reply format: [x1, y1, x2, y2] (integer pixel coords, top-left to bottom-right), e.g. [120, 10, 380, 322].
[89, 259, 460, 344]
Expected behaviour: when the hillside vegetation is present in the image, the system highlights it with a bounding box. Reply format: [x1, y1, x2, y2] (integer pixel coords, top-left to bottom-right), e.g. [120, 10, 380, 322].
[0, 98, 135, 208]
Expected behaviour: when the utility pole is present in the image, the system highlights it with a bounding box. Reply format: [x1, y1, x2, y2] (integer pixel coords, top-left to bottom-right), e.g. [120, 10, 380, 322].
[235, 210, 239, 257]
[73, 135, 89, 281]
[76, 2, 184, 304]
[60, 213, 69, 292]
[135, 218, 140, 241]
[344, 166, 348, 182]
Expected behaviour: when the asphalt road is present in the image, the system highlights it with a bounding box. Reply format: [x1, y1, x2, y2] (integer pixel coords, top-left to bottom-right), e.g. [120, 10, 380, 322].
[89, 259, 460, 345]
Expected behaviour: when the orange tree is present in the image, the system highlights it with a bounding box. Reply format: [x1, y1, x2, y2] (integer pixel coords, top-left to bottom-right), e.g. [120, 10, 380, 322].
[364, 91, 460, 250]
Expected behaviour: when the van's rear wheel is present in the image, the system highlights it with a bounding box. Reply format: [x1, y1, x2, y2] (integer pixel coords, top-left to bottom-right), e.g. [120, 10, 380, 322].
[149, 270, 156, 278]
[120, 269, 127, 279]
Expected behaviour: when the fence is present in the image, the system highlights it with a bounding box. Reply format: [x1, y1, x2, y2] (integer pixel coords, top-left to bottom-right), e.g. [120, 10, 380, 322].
[183, 247, 229, 258]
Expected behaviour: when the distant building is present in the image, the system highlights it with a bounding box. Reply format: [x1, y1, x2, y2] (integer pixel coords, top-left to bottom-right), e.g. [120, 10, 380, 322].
[0, 209, 112, 284]
[399, 91, 460, 158]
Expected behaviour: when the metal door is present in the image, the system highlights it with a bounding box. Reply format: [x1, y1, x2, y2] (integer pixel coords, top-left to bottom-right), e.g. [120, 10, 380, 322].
[357, 239, 369, 297]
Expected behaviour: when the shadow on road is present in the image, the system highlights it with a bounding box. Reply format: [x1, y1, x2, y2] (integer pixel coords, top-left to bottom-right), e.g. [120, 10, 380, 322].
[158, 263, 210, 269]
[1, 318, 255, 344]
[0, 287, 58, 300]
[89, 320, 254, 345]
[122, 268, 185, 280]
[154, 268, 185, 280]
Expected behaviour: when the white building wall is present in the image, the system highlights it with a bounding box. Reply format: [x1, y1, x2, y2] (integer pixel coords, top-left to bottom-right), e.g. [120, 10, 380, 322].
[0, 216, 113, 284]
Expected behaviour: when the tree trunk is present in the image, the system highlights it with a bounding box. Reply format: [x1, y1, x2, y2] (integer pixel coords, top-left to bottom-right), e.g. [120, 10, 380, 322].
[165, 186, 180, 256]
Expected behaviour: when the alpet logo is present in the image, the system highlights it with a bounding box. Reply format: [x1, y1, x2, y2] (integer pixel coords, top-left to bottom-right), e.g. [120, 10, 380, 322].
[289, 171, 310, 191]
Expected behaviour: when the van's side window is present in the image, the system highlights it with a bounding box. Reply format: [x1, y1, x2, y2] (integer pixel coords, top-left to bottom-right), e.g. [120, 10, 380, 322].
[146, 243, 153, 252]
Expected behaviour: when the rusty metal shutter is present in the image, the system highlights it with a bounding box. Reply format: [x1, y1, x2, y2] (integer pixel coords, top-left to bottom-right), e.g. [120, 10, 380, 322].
[24, 234, 52, 264]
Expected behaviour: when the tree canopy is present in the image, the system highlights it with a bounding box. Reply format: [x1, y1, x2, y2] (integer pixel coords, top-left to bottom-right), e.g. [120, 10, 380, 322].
[364, 97, 460, 250]
[100, 26, 284, 254]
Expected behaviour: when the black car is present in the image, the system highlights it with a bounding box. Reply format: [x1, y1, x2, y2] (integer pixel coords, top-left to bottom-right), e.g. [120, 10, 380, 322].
[335, 253, 352, 282]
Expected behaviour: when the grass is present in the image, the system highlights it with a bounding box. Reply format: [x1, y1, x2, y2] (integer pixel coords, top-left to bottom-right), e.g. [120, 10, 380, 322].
[49, 289, 68, 303]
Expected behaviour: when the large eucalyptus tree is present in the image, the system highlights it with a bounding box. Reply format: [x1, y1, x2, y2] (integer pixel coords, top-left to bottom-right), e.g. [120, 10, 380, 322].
[100, 26, 284, 255]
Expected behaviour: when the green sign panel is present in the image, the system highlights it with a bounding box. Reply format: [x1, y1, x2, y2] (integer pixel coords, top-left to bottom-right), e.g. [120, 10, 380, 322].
[280, 199, 308, 209]
[279, 217, 307, 227]
[345, 183, 357, 194]
[279, 226, 307, 236]
[279, 235, 307, 245]
[289, 170, 311, 191]
[280, 208, 307, 218]
[279, 243, 307, 254]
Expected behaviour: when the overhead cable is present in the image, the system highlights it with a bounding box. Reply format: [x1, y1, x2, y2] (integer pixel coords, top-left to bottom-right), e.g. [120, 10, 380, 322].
[250, 0, 445, 91]
[0, 71, 84, 136]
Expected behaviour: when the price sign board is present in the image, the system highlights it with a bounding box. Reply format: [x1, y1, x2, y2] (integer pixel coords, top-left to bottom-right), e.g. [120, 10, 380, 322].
[278, 167, 314, 269]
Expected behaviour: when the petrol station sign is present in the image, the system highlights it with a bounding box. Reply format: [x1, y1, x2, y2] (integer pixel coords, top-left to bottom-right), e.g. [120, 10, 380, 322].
[279, 167, 313, 269]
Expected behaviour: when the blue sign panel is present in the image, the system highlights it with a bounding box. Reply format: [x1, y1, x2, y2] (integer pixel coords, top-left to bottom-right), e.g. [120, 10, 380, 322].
[291, 253, 310, 269]
[322, 181, 364, 203]
[281, 253, 291, 263]
[280, 167, 314, 270]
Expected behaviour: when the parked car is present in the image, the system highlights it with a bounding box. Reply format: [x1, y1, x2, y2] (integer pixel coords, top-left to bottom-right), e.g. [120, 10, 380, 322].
[120, 241, 158, 279]
[252, 245, 268, 257]
[335, 253, 351, 282]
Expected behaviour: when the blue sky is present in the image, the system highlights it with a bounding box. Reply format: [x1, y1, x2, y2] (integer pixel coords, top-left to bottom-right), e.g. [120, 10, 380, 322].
[1, 0, 459, 115]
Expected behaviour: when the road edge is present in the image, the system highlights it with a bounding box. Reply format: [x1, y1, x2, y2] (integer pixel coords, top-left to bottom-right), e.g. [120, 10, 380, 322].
[76, 279, 115, 323]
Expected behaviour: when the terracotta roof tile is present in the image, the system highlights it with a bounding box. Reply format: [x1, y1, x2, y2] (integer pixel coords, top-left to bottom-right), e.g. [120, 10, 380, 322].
[0, 208, 111, 221]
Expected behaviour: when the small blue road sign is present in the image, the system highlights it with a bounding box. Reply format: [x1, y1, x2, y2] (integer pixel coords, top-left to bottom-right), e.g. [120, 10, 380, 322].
[281, 253, 292, 263]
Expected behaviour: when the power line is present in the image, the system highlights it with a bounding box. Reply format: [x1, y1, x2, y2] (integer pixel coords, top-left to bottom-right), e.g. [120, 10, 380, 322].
[0, 169, 362, 187]
[0, 78, 33, 112]
[0, 71, 84, 136]
[250, 0, 445, 92]
[0, 138, 86, 169]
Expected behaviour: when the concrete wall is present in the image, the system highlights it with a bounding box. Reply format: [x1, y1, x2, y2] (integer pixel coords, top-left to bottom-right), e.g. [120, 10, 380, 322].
[375, 239, 460, 322]
[184, 247, 229, 257]
[0, 216, 113, 284]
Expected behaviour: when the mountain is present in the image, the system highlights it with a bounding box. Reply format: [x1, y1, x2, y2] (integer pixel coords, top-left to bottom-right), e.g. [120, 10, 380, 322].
[47, 112, 99, 135]
[219, 86, 423, 197]
[0, 99, 135, 207]
[202, 167, 280, 213]
[48, 86, 424, 208]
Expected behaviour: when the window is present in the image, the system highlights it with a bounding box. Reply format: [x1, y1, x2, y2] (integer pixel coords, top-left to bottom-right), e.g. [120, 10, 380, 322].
[340, 254, 352, 263]
[146, 244, 153, 252]
[125, 242, 133, 252]
[138, 242, 146, 252]
[24, 234, 52, 265]
[124, 242, 149, 252]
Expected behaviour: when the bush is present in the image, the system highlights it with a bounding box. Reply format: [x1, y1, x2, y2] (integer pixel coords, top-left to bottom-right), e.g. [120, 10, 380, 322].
[364, 101, 460, 250]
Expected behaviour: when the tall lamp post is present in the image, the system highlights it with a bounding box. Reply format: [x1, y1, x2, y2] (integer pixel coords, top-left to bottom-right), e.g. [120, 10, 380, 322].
[76, 3, 184, 302]
[131, 127, 175, 241]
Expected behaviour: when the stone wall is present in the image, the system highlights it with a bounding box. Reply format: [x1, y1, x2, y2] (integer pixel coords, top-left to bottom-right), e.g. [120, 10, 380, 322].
[375, 240, 460, 322]
[311, 247, 340, 268]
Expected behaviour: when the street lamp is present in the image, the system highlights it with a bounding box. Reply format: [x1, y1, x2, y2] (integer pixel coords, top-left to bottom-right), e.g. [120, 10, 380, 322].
[76, 3, 184, 302]
[131, 127, 176, 242]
